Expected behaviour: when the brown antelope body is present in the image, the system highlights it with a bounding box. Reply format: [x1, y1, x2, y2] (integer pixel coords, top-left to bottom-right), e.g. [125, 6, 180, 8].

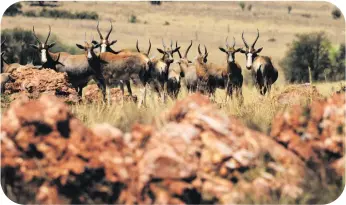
[30, 26, 106, 98]
[219, 37, 243, 101]
[92, 21, 133, 96]
[240, 29, 278, 95]
[1, 40, 21, 74]
[169, 40, 197, 96]
[148, 39, 180, 102]
[97, 50, 151, 107]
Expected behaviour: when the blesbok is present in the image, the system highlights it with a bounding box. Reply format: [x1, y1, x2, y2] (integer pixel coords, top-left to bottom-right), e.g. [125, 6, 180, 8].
[194, 44, 211, 94]
[30, 26, 106, 99]
[219, 36, 243, 102]
[168, 40, 197, 97]
[148, 39, 180, 102]
[92, 21, 133, 96]
[1, 40, 21, 74]
[94, 45, 152, 107]
[240, 29, 278, 95]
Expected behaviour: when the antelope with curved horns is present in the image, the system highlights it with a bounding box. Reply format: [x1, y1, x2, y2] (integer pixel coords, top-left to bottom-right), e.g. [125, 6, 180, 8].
[219, 36, 244, 102]
[240, 29, 278, 95]
[30, 26, 106, 99]
[194, 44, 211, 95]
[148, 39, 181, 102]
[92, 21, 118, 54]
[168, 40, 197, 97]
[1, 39, 21, 74]
[92, 21, 135, 97]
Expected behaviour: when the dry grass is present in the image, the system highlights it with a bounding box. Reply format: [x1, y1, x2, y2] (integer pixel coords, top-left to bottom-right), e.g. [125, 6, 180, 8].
[71, 81, 344, 135]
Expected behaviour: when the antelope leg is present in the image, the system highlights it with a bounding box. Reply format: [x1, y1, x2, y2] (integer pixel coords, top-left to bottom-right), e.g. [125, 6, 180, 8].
[126, 80, 133, 96]
[138, 84, 147, 108]
[106, 86, 111, 106]
[120, 81, 125, 106]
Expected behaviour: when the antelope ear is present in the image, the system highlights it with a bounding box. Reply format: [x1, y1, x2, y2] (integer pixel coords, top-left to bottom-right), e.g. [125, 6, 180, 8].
[92, 40, 99, 45]
[256, 47, 263, 53]
[109, 40, 117, 46]
[219, 47, 227, 53]
[30, 44, 39, 49]
[173, 46, 181, 53]
[93, 44, 100, 49]
[235, 48, 242, 52]
[76, 44, 85, 50]
[239, 49, 246, 53]
[48, 42, 56, 49]
[157, 48, 165, 54]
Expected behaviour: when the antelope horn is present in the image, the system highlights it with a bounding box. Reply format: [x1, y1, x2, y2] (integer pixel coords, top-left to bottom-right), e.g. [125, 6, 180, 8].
[252, 28, 260, 48]
[232, 36, 236, 48]
[96, 21, 103, 39]
[184, 40, 192, 58]
[84, 32, 88, 44]
[32, 26, 41, 44]
[226, 36, 230, 48]
[147, 39, 151, 56]
[176, 41, 182, 58]
[242, 31, 249, 48]
[162, 38, 166, 50]
[45, 25, 52, 45]
[198, 44, 201, 55]
[204, 45, 208, 55]
[170, 40, 173, 50]
[106, 20, 113, 40]
[136, 40, 140, 53]
[1, 38, 6, 47]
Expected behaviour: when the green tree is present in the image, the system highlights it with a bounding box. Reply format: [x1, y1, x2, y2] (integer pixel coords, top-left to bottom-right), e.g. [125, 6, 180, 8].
[280, 32, 332, 83]
[4, 2, 22, 16]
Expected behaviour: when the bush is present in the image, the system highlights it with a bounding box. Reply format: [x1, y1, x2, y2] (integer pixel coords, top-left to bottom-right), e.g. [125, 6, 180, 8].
[1, 28, 78, 65]
[332, 7, 342, 19]
[239, 2, 246, 11]
[247, 4, 252, 11]
[280, 32, 332, 83]
[37, 8, 98, 20]
[23, 10, 37, 17]
[4, 2, 22, 16]
[129, 15, 138, 23]
[328, 44, 345, 81]
[288, 6, 292, 14]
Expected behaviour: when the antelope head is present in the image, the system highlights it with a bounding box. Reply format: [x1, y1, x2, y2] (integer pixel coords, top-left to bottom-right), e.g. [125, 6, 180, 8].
[92, 21, 117, 54]
[196, 44, 208, 64]
[76, 41, 100, 60]
[176, 40, 193, 64]
[219, 36, 242, 63]
[240, 29, 263, 69]
[30, 26, 56, 64]
[157, 39, 180, 65]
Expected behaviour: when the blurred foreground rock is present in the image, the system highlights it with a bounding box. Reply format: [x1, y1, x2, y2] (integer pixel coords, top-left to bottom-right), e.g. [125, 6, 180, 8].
[2, 67, 79, 105]
[271, 93, 345, 178]
[1, 93, 344, 204]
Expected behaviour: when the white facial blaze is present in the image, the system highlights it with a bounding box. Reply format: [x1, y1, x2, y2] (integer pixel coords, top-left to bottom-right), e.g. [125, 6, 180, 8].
[41, 49, 47, 63]
[101, 44, 107, 53]
[87, 50, 92, 59]
[246, 53, 253, 68]
[228, 55, 234, 63]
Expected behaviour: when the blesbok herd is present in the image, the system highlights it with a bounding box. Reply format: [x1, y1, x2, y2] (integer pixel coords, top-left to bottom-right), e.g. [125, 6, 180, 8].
[1, 22, 279, 107]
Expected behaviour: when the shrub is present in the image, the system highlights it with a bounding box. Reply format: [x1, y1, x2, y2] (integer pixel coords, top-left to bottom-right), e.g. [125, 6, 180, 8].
[129, 15, 138, 23]
[163, 21, 170, 26]
[328, 44, 345, 81]
[247, 4, 252, 11]
[288, 6, 292, 14]
[1, 28, 78, 65]
[23, 10, 37, 17]
[332, 7, 342, 19]
[280, 32, 332, 83]
[37, 8, 98, 20]
[239, 2, 246, 11]
[4, 2, 22, 16]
